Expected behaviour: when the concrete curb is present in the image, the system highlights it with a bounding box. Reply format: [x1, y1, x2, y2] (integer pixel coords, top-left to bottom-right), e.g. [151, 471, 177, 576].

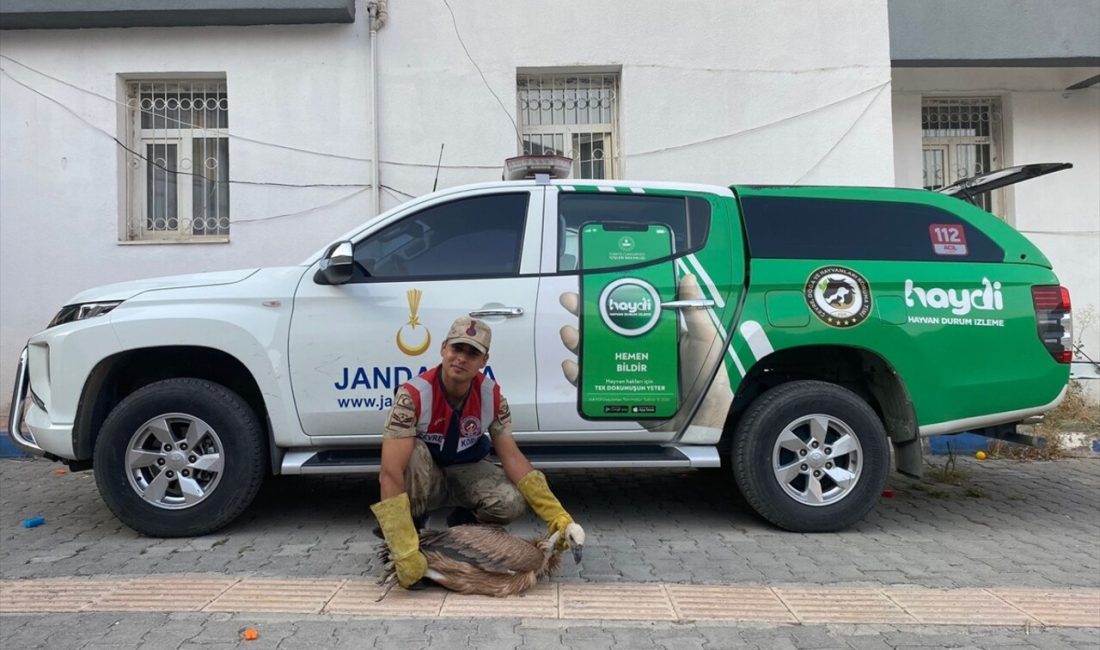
[927, 431, 1100, 456]
[0, 433, 28, 459]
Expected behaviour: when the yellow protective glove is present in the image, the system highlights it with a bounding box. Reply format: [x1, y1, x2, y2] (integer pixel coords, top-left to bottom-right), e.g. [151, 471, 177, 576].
[370, 493, 428, 587]
[517, 470, 574, 549]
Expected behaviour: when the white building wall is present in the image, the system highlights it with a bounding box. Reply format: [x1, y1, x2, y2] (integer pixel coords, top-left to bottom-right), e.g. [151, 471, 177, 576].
[893, 67, 1100, 393]
[0, 1, 896, 414]
[890, 92, 923, 188]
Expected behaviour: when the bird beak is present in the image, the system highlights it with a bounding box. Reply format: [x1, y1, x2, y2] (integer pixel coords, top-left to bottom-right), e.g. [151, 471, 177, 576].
[571, 544, 583, 564]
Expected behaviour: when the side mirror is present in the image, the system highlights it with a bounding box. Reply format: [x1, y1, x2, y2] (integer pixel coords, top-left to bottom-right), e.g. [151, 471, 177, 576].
[314, 241, 355, 285]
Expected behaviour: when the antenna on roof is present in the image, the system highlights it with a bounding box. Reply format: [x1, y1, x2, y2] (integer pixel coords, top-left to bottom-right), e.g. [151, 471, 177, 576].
[432, 144, 445, 192]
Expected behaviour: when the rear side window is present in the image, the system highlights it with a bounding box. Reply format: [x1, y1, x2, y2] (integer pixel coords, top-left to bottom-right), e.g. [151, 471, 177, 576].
[741, 197, 1004, 262]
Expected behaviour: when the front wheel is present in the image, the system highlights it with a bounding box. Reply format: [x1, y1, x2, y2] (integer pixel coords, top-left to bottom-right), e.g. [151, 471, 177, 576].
[732, 381, 889, 532]
[93, 378, 267, 537]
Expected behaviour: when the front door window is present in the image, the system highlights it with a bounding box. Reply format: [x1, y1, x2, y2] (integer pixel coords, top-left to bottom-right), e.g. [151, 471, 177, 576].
[353, 193, 529, 280]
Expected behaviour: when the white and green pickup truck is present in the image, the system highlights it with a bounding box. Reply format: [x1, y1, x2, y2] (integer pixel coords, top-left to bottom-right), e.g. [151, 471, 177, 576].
[8, 165, 1073, 536]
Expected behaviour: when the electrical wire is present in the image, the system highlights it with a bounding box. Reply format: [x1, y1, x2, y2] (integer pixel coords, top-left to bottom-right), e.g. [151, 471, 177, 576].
[233, 187, 372, 223]
[795, 82, 891, 183]
[627, 62, 888, 75]
[0, 52, 901, 171]
[626, 80, 891, 158]
[439, 0, 521, 140]
[0, 53, 503, 170]
[382, 184, 416, 199]
[1, 68, 369, 188]
[1073, 344, 1100, 371]
[0, 54, 374, 163]
[1, 66, 425, 223]
[1019, 230, 1100, 236]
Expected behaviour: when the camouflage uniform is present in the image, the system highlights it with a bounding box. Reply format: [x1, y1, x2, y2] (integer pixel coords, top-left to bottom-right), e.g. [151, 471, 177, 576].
[383, 384, 526, 523]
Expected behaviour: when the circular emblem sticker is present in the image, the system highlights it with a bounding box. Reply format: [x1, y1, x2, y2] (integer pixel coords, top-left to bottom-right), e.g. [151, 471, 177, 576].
[599, 278, 662, 336]
[805, 266, 872, 328]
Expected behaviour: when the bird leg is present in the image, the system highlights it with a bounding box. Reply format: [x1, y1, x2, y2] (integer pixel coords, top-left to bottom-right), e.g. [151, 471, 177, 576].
[546, 530, 562, 553]
[375, 576, 398, 602]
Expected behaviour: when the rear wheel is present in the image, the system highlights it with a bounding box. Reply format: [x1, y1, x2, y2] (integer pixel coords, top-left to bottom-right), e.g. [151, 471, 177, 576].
[93, 378, 266, 537]
[732, 381, 889, 532]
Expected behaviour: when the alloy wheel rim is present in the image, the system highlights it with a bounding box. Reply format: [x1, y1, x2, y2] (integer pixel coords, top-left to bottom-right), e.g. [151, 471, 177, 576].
[125, 413, 225, 510]
[771, 413, 863, 507]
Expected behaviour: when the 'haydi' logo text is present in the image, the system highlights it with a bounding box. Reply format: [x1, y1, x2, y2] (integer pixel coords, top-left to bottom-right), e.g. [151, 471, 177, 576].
[608, 295, 652, 315]
[905, 278, 1003, 316]
[599, 278, 662, 336]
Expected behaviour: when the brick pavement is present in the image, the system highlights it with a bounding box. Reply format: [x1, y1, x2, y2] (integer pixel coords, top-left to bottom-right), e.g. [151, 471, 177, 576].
[1, 614, 1098, 649]
[2, 457, 1097, 588]
[2, 456, 1099, 648]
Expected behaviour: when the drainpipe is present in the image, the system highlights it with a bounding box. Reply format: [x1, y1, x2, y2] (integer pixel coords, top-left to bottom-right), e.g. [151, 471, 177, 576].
[367, 1, 388, 215]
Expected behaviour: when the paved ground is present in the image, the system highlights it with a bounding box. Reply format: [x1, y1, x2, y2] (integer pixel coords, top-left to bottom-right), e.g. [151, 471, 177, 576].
[3, 456, 1098, 587]
[2, 614, 1099, 650]
[2, 456, 1099, 648]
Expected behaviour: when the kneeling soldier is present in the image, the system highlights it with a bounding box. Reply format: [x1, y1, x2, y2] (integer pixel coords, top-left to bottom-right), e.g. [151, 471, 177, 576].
[371, 317, 585, 588]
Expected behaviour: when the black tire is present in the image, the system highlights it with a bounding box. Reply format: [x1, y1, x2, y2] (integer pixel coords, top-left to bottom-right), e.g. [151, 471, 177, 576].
[93, 378, 267, 537]
[732, 380, 889, 532]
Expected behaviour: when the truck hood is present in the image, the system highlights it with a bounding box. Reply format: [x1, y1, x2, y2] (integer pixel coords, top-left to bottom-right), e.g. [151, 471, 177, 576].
[66, 269, 260, 304]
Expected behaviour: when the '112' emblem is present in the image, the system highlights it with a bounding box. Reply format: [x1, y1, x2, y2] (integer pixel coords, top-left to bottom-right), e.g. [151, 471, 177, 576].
[929, 224, 969, 256]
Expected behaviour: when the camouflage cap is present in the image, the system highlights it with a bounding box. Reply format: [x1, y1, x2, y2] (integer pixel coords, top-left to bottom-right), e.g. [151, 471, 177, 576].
[445, 317, 492, 354]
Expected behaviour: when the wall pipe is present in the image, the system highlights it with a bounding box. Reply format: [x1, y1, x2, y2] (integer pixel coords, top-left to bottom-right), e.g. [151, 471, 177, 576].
[367, 1, 387, 215]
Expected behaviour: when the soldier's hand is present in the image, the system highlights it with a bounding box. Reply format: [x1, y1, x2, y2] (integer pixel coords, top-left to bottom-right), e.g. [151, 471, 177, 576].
[393, 549, 428, 588]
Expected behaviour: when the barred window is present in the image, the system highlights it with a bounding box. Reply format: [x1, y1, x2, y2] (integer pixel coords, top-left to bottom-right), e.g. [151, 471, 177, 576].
[517, 72, 619, 179]
[124, 80, 229, 241]
[921, 97, 1003, 216]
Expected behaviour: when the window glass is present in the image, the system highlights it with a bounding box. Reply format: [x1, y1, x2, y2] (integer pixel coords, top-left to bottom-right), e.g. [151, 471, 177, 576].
[353, 193, 529, 281]
[127, 80, 229, 241]
[741, 196, 1004, 262]
[557, 194, 711, 271]
[192, 138, 229, 236]
[518, 72, 619, 179]
[146, 143, 178, 229]
[921, 97, 1002, 215]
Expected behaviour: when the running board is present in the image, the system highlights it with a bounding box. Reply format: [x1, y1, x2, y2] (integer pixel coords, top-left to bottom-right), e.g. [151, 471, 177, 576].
[279, 444, 720, 475]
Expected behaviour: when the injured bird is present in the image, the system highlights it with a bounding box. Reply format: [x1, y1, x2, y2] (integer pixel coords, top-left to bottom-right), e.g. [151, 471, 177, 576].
[376, 522, 585, 598]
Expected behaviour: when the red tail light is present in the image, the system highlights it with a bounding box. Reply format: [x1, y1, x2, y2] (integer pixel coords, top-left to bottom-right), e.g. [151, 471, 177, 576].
[1032, 285, 1073, 364]
[1031, 286, 1071, 310]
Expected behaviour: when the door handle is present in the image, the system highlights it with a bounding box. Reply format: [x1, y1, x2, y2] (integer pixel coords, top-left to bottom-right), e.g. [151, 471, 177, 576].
[661, 299, 715, 310]
[469, 307, 525, 318]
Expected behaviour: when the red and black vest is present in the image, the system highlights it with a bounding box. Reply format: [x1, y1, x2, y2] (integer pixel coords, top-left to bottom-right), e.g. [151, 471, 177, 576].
[401, 365, 500, 466]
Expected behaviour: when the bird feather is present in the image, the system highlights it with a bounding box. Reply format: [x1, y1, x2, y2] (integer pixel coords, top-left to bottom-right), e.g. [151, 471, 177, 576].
[375, 524, 563, 598]
[420, 525, 546, 574]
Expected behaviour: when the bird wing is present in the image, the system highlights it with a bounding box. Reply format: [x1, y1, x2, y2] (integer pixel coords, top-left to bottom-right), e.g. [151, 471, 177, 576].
[419, 525, 545, 575]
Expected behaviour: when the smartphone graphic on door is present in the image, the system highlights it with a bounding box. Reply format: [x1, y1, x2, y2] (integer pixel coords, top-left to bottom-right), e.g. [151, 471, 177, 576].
[578, 222, 679, 419]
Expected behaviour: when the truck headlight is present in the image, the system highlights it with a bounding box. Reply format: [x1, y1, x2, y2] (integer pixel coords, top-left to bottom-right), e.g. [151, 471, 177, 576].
[47, 301, 122, 328]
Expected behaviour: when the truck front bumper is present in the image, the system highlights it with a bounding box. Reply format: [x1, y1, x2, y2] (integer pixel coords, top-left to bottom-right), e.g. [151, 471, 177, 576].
[8, 346, 73, 459]
[7, 347, 41, 455]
